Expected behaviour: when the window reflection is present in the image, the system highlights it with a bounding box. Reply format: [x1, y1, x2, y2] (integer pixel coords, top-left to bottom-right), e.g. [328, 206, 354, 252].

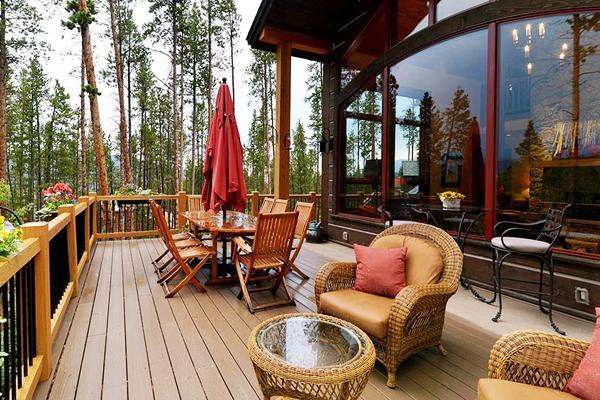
[498, 14, 600, 255]
[340, 76, 383, 218]
[388, 30, 488, 221]
[436, 0, 488, 21]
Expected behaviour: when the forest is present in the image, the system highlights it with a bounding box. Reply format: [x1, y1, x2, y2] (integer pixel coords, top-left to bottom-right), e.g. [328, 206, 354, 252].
[0, 0, 323, 218]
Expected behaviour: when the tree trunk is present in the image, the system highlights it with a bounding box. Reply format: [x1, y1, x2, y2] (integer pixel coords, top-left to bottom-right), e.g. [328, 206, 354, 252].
[179, 38, 184, 192]
[108, 0, 132, 185]
[570, 15, 581, 158]
[191, 57, 197, 194]
[80, 50, 87, 194]
[171, 0, 179, 192]
[80, 0, 109, 195]
[207, 0, 213, 120]
[0, 0, 7, 181]
[229, 18, 235, 106]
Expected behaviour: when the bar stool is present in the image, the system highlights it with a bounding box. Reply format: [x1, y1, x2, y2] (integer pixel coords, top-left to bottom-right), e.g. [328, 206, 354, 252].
[490, 203, 571, 335]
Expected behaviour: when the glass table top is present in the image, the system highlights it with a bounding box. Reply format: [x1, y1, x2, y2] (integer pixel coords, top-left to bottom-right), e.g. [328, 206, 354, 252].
[256, 316, 365, 369]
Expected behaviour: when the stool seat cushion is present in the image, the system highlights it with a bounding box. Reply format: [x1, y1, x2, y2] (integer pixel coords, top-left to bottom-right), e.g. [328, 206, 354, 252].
[491, 237, 550, 253]
[478, 379, 578, 400]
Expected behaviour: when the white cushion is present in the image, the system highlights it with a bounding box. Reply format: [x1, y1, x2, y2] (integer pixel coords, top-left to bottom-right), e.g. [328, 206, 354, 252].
[491, 237, 550, 253]
[392, 220, 412, 226]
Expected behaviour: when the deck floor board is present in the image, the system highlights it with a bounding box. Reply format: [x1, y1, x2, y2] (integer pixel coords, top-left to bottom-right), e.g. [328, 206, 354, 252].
[36, 238, 594, 400]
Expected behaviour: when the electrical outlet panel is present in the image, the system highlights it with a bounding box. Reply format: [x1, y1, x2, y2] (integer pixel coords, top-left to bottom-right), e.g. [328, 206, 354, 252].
[575, 287, 590, 306]
[342, 231, 349, 241]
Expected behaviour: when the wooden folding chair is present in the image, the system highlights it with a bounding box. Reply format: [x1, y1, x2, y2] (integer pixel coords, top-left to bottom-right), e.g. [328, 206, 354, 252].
[149, 200, 197, 274]
[271, 199, 288, 213]
[232, 212, 298, 313]
[188, 195, 203, 211]
[259, 197, 275, 214]
[151, 200, 214, 298]
[288, 201, 315, 280]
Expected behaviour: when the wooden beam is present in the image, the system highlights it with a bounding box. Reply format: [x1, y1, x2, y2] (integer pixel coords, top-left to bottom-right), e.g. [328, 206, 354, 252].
[260, 26, 329, 56]
[22, 222, 52, 380]
[274, 41, 292, 200]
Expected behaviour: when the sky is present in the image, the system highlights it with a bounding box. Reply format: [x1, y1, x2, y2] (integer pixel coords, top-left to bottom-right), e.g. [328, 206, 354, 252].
[39, 0, 312, 145]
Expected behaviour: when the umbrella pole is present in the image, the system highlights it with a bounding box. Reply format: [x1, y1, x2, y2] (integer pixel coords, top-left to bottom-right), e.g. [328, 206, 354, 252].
[221, 207, 229, 269]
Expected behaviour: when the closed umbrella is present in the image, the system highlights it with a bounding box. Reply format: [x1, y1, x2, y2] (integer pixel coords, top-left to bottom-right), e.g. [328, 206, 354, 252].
[201, 78, 247, 214]
[460, 116, 485, 205]
[201, 78, 247, 273]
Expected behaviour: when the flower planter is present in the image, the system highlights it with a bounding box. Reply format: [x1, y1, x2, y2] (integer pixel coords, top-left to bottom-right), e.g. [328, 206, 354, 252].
[115, 198, 161, 207]
[441, 199, 461, 209]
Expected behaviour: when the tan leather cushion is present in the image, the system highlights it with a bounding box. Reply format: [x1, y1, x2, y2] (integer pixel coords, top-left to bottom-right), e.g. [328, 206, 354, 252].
[319, 288, 394, 339]
[478, 379, 579, 400]
[372, 234, 443, 285]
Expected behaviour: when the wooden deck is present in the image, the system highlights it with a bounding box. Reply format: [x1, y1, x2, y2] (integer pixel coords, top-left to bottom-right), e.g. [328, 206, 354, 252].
[33, 239, 594, 400]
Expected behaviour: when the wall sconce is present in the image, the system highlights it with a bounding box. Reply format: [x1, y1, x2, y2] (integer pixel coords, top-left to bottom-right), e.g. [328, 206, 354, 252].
[319, 128, 334, 153]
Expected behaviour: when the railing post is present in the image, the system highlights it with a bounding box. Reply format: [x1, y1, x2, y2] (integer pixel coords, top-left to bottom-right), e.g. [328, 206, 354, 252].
[177, 191, 187, 228]
[309, 191, 317, 220]
[89, 192, 97, 239]
[251, 191, 260, 216]
[22, 222, 52, 380]
[59, 204, 79, 297]
[79, 196, 90, 255]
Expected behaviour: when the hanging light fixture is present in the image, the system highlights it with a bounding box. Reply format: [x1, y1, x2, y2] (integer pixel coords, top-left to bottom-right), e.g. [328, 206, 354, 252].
[527, 63, 533, 75]
[526, 24, 532, 43]
[562, 43, 569, 51]
[524, 44, 530, 58]
[538, 22, 546, 38]
[512, 29, 519, 44]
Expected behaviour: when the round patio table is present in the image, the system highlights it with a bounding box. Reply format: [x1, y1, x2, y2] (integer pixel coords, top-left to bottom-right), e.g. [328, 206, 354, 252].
[248, 313, 375, 400]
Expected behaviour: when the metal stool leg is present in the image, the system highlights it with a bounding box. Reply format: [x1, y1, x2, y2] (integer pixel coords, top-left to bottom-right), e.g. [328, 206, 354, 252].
[492, 252, 508, 323]
[548, 254, 565, 335]
[538, 256, 549, 315]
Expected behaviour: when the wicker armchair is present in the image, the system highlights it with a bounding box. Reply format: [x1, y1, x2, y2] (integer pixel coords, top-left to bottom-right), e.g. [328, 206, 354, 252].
[315, 223, 463, 388]
[479, 330, 589, 399]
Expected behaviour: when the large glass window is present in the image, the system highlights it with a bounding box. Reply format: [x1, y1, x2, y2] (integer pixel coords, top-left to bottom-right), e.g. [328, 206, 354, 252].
[339, 76, 383, 218]
[388, 30, 488, 217]
[498, 14, 600, 255]
[436, 0, 488, 21]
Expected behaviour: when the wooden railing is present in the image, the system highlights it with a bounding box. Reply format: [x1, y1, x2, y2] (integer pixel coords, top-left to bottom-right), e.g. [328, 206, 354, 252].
[0, 196, 94, 399]
[0, 190, 320, 398]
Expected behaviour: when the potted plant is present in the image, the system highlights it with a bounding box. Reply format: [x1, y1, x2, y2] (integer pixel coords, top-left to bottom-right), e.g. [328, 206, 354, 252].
[0, 215, 22, 260]
[36, 183, 77, 221]
[438, 191, 465, 209]
[114, 184, 159, 207]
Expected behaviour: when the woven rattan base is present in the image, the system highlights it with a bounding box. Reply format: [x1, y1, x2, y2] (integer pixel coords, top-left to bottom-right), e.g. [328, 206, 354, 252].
[248, 313, 376, 400]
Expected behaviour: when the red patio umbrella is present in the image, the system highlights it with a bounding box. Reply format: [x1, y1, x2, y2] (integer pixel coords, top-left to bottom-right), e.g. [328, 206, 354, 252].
[201, 78, 247, 215]
[460, 117, 485, 205]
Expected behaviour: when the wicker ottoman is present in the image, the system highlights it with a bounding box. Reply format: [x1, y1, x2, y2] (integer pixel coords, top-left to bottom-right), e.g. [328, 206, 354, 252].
[248, 313, 376, 400]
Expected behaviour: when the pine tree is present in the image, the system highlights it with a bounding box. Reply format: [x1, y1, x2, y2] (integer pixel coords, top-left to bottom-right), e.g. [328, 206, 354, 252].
[64, 0, 110, 195]
[107, 0, 132, 185]
[291, 120, 312, 193]
[305, 62, 322, 192]
[516, 120, 547, 201]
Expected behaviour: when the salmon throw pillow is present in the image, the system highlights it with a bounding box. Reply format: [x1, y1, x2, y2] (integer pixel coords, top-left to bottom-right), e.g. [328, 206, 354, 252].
[564, 307, 600, 400]
[353, 244, 407, 298]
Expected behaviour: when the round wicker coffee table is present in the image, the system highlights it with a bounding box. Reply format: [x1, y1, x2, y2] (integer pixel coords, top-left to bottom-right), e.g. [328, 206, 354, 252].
[248, 313, 376, 400]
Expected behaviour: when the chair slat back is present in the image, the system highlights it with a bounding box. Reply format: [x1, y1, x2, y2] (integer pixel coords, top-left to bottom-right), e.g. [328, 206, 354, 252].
[259, 197, 275, 214]
[294, 202, 315, 238]
[271, 199, 288, 213]
[152, 200, 186, 264]
[149, 200, 169, 242]
[539, 202, 571, 243]
[188, 195, 203, 211]
[252, 212, 298, 259]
